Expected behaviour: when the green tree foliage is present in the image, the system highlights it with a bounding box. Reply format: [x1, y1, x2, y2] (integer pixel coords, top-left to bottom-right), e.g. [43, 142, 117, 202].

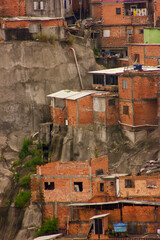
[34, 218, 58, 237]
[14, 191, 31, 208]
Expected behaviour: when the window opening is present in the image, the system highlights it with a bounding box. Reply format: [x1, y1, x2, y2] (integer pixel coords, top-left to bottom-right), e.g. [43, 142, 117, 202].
[100, 183, 104, 192]
[110, 181, 114, 186]
[123, 105, 129, 115]
[125, 179, 133, 188]
[45, 182, 54, 190]
[95, 219, 103, 234]
[74, 182, 83, 192]
[139, 29, 143, 34]
[108, 99, 115, 106]
[93, 75, 104, 86]
[122, 80, 128, 89]
[106, 75, 118, 85]
[134, 54, 140, 63]
[116, 8, 121, 15]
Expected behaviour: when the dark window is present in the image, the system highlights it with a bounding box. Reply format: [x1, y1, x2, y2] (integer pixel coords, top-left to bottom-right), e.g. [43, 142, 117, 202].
[139, 29, 144, 34]
[116, 8, 121, 15]
[134, 54, 140, 63]
[106, 75, 118, 85]
[95, 219, 103, 234]
[122, 80, 128, 89]
[123, 105, 129, 115]
[55, 98, 64, 108]
[74, 182, 83, 192]
[93, 75, 104, 86]
[125, 179, 134, 188]
[44, 182, 54, 190]
[64, 0, 66, 9]
[110, 181, 114, 186]
[100, 183, 104, 192]
[108, 99, 115, 106]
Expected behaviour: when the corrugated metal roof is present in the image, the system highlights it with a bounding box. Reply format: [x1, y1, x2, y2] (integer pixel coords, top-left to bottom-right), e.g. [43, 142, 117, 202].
[33, 233, 62, 240]
[88, 65, 160, 75]
[88, 67, 126, 75]
[67, 90, 97, 100]
[90, 213, 110, 220]
[47, 90, 97, 100]
[68, 200, 160, 207]
[47, 90, 79, 99]
[102, 173, 128, 179]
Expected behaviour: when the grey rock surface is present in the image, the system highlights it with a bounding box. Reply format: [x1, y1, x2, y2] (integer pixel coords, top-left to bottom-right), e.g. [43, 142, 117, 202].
[0, 41, 98, 162]
[15, 203, 42, 240]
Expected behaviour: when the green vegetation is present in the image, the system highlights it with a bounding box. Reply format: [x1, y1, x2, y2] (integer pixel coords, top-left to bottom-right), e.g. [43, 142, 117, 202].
[19, 173, 31, 188]
[35, 34, 57, 44]
[19, 139, 32, 159]
[34, 218, 58, 237]
[14, 173, 19, 183]
[94, 47, 100, 56]
[68, 35, 75, 45]
[12, 160, 21, 167]
[14, 191, 31, 208]
[24, 154, 43, 169]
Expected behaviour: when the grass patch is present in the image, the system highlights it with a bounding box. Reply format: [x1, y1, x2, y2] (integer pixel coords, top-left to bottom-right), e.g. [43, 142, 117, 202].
[19, 173, 31, 189]
[34, 218, 58, 237]
[15, 191, 31, 208]
[24, 154, 43, 168]
[19, 139, 32, 159]
[14, 173, 19, 183]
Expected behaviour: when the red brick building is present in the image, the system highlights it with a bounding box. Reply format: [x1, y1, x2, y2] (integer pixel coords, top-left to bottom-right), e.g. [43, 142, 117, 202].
[89, 0, 160, 59]
[31, 155, 109, 230]
[128, 43, 160, 66]
[118, 67, 160, 134]
[31, 153, 160, 237]
[48, 90, 119, 127]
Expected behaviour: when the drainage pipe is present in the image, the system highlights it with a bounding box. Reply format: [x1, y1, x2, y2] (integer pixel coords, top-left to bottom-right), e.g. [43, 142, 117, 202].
[69, 47, 84, 89]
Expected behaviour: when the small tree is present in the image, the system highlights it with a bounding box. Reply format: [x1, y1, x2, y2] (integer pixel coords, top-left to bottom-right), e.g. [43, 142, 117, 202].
[34, 218, 58, 237]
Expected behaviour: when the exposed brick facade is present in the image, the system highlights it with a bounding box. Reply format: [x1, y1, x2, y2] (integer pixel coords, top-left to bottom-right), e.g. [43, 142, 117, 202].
[50, 91, 119, 127]
[119, 71, 159, 128]
[1, 17, 64, 29]
[0, 0, 26, 17]
[128, 44, 160, 66]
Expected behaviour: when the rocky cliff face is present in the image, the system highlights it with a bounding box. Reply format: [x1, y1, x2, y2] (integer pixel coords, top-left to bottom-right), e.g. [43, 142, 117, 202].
[0, 40, 97, 163]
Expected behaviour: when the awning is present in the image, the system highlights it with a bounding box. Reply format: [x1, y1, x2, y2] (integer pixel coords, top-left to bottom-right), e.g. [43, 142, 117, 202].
[90, 213, 110, 220]
[33, 233, 62, 240]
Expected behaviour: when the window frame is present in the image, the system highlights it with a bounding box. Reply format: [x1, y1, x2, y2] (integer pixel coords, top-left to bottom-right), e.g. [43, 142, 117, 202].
[125, 179, 134, 188]
[108, 99, 115, 106]
[74, 182, 83, 192]
[44, 182, 55, 190]
[122, 79, 128, 89]
[100, 183, 104, 192]
[116, 8, 121, 15]
[123, 105, 129, 115]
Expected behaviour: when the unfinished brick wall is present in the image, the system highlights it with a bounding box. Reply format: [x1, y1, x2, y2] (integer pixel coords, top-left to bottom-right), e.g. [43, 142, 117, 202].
[119, 73, 159, 128]
[0, 0, 26, 17]
[78, 96, 94, 125]
[32, 157, 108, 204]
[89, 0, 102, 20]
[128, 44, 160, 66]
[119, 175, 160, 198]
[1, 18, 64, 29]
[123, 206, 155, 222]
[91, 155, 108, 175]
[106, 97, 119, 126]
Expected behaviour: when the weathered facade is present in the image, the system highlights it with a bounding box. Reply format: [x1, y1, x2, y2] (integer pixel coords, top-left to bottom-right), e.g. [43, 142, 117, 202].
[48, 90, 119, 127]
